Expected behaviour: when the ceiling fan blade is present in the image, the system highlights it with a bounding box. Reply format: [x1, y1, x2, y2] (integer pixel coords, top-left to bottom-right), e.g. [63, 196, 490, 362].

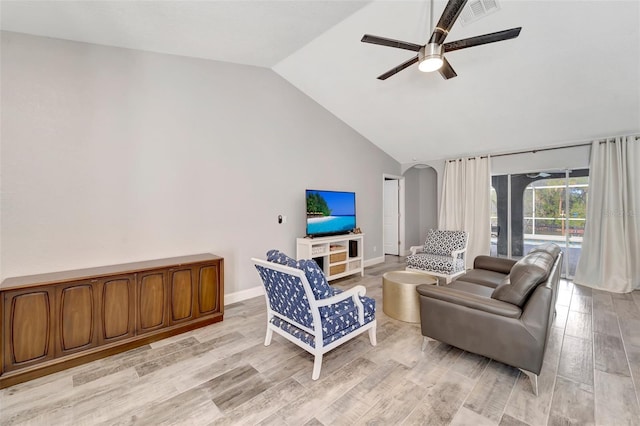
[438, 57, 457, 80]
[443, 27, 522, 53]
[377, 56, 419, 80]
[429, 0, 469, 45]
[361, 34, 422, 52]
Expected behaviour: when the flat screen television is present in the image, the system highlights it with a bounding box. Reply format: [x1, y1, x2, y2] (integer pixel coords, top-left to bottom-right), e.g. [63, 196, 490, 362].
[306, 189, 356, 237]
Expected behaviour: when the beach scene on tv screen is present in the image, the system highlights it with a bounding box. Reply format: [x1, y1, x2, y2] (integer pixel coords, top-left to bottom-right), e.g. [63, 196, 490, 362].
[307, 191, 356, 235]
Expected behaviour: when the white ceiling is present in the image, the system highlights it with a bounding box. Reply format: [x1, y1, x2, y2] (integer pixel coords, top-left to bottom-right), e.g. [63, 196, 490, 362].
[2, 0, 639, 164]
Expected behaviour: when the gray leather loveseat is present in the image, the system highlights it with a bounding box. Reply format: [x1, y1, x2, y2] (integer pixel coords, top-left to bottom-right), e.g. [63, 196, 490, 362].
[416, 243, 562, 395]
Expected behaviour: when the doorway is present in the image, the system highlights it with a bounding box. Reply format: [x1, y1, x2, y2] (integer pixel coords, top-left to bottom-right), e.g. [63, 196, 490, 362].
[383, 176, 404, 256]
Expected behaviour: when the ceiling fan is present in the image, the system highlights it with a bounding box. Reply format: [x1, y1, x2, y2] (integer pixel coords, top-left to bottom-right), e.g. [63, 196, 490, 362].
[361, 0, 522, 80]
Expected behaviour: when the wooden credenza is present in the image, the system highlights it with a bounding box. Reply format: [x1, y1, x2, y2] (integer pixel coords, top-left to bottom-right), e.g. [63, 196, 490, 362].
[0, 253, 223, 389]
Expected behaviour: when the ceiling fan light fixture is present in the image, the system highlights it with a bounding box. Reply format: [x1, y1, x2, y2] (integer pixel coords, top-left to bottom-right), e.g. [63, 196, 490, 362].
[418, 43, 443, 72]
[418, 56, 443, 72]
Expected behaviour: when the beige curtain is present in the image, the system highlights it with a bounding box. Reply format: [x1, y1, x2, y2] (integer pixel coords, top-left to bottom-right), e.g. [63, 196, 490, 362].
[438, 156, 491, 268]
[574, 136, 640, 293]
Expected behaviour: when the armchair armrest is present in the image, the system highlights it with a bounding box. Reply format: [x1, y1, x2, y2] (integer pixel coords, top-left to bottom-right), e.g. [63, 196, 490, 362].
[315, 285, 367, 324]
[416, 284, 521, 318]
[451, 247, 466, 259]
[409, 245, 424, 255]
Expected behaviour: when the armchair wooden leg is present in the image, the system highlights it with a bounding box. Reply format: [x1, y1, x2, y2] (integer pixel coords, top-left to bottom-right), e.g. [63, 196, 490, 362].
[368, 325, 377, 346]
[312, 354, 323, 380]
[264, 327, 273, 346]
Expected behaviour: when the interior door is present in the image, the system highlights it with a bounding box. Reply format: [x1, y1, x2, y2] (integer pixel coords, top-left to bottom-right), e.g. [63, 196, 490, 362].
[384, 179, 399, 255]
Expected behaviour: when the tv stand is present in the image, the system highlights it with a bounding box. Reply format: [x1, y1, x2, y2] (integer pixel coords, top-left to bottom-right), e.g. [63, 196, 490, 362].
[296, 234, 364, 281]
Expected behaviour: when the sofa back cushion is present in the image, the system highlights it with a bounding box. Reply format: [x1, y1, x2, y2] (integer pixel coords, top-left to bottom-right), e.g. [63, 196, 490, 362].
[528, 242, 562, 260]
[266, 249, 333, 300]
[491, 251, 555, 307]
[424, 229, 468, 257]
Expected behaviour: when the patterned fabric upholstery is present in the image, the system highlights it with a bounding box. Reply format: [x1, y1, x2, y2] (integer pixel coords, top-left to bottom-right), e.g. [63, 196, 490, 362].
[266, 249, 297, 266]
[406, 253, 465, 274]
[296, 259, 334, 299]
[423, 229, 468, 257]
[267, 249, 333, 299]
[255, 265, 314, 328]
[258, 249, 375, 347]
[271, 296, 375, 348]
[406, 229, 468, 278]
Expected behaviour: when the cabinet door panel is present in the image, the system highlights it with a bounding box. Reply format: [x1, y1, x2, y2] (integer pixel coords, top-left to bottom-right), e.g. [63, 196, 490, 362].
[9, 291, 52, 364]
[102, 278, 134, 341]
[170, 269, 193, 323]
[59, 284, 95, 353]
[198, 265, 219, 316]
[138, 272, 166, 332]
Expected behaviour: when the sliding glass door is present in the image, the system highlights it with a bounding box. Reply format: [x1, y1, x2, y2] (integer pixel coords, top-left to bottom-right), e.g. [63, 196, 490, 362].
[490, 169, 589, 279]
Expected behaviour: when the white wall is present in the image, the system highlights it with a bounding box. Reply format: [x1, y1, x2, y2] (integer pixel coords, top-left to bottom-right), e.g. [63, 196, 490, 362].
[403, 168, 421, 249]
[0, 32, 400, 297]
[403, 165, 437, 249]
[418, 167, 438, 242]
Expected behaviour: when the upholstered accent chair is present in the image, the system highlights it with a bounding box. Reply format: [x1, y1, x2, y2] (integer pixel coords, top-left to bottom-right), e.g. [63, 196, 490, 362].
[406, 229, 469, 283]
[252, 250, 376, 380]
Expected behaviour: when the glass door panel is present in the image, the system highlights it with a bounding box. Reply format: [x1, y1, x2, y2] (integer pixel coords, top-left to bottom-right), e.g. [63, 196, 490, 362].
[491, 169, 588, 278]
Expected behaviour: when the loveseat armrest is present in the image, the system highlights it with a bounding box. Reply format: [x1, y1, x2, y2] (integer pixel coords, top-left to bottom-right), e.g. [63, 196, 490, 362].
[473, 256, 517, 274]
[416, 284, 521, 318]
[316, 285, 367, 324]
[409, 245, 425, 255]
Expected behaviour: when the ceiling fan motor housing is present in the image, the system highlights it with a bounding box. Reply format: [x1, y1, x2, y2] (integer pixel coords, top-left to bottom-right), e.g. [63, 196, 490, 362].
[419, 43, 443, 61]
[418, 43, 444, 72]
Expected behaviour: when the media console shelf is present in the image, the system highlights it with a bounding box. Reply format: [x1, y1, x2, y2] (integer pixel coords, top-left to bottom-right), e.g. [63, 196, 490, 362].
[0, 253, 223, 389]
[296, 234, 364, 281]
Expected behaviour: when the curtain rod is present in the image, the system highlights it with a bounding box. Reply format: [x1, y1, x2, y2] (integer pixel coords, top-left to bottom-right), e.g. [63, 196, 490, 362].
[447, 134, 640, 162]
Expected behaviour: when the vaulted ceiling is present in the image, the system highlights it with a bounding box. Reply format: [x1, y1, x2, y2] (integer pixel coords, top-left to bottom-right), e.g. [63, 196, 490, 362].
[2, 1, 639, 164]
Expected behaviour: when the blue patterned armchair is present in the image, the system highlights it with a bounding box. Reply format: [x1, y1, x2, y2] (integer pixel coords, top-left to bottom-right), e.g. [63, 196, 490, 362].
[406, 229, 469, 283]
[252, 250, 376, 380]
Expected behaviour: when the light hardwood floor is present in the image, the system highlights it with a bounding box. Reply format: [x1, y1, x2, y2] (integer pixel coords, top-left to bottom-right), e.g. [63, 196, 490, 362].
[1, 256, 640, 425]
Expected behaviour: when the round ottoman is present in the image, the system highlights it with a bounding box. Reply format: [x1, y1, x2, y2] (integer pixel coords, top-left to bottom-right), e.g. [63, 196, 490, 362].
[382, 271, 438, 323]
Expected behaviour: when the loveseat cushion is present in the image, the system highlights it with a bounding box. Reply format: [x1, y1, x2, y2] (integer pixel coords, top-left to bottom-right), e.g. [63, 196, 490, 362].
[491, 251, 554, 307]
[448, 280, 495, 297]
[456, 269, 507, 289]
[266, 250, 333, 299]
[423, 229, 468, 257]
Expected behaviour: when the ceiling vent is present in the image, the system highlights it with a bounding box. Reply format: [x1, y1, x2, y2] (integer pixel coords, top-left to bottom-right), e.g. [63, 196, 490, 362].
[459, 0, 500, 26]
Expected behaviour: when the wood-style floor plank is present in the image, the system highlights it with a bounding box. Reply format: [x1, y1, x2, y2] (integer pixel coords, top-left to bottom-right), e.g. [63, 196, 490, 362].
[1, 256, 639, 425]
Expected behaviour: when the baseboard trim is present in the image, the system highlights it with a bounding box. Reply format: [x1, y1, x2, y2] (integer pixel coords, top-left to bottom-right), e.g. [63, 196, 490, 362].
[227, 256, 386, 305]
[225, 285, 264, 305]
[364, 256, 385, 267]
